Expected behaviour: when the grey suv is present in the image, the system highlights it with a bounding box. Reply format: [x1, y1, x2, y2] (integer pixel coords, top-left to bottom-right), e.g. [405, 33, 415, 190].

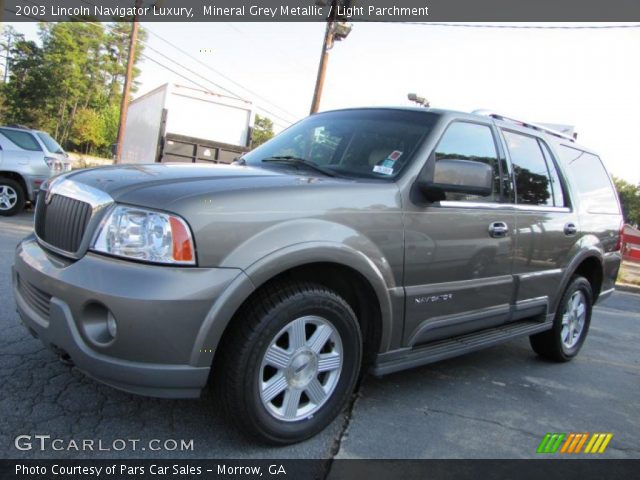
[0, 125, 70, 216]
[12, 108, 623, 444]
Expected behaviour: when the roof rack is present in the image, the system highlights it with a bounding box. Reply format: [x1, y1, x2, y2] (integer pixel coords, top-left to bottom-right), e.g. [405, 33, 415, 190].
[472, 109, 576, 142]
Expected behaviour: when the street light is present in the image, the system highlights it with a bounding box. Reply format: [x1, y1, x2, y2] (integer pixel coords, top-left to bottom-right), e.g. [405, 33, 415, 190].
[408, 93, 430, 107]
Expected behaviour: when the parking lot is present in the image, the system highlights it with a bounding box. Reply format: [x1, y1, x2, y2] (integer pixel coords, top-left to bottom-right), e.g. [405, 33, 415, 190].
[1, 211, 639, 460]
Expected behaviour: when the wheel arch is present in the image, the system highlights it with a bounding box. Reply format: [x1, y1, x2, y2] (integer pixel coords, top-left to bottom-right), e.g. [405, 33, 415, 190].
[553, 250, 604, 314]
[190, 244, 397, 369]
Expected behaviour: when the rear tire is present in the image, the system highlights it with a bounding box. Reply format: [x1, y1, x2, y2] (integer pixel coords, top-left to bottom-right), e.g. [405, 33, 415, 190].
[0, 178, 26, 216]
[218, 281, 362, 444]
[530, 275, 593, 362]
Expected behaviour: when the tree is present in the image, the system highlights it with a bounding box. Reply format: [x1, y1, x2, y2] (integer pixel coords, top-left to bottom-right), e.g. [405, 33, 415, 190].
[70, 107, 105, 154]
[613, 177, 640, 227]
[0, 22, 145, 157]
[252, 114, 275, 148]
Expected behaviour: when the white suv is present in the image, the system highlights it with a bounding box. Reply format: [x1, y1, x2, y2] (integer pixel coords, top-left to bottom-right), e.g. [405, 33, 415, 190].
[0, 125, 71, 216]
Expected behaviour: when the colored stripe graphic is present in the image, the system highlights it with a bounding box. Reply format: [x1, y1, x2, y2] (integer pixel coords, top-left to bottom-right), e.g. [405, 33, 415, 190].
[538, 433, 613, 454]
[537, 433, 565, 453]
[585, 433, 613, 454]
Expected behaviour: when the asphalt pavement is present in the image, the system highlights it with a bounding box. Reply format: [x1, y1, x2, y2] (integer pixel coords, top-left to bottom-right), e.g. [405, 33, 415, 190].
[1, 211, 638, 460]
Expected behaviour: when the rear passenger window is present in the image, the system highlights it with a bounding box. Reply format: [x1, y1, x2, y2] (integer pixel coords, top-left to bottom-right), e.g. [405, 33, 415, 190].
[434, 122, 501, 202]
[558, 146, 620, 214]
[0, 128, 42, 151]
[502, 131, 555, 207]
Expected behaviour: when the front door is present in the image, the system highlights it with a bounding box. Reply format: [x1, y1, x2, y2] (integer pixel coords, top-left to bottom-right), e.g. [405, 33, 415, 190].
[403, 121, 516, 346]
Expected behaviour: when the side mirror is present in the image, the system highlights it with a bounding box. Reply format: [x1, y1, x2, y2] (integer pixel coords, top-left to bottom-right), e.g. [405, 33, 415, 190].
[418, 158, 493, 200]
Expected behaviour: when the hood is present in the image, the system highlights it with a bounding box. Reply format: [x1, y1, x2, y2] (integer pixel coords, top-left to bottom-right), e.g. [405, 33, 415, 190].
[59, 163, 350, 207]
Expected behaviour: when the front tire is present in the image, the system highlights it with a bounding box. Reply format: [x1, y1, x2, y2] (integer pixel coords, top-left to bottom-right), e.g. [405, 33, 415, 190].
[530, 275, 593, 362]
[218, 281, 362, 444]
[0, 178, 25, 216]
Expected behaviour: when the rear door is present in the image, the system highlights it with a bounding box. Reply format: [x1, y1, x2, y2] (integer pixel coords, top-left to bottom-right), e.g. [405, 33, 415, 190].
[500, 129, 578, 316]
[403, 120, 516, 346]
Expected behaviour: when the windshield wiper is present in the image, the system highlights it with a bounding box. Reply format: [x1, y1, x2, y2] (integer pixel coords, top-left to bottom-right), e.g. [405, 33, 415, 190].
[261, 156, 338, 177]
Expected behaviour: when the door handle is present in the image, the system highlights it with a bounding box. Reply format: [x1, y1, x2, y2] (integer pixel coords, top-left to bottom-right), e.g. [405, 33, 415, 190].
[488, 221, 509, 238]
[564, 222, 578, 236]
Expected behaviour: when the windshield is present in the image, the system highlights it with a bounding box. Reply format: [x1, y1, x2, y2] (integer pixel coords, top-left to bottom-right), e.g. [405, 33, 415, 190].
[36, 131, 65, 154]
[243, 109, 438, 179]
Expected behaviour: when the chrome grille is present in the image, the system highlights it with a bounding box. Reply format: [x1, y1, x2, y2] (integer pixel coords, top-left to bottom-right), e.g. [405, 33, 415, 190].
[17, 274, 51, 319]
[35, 191, 92, 253]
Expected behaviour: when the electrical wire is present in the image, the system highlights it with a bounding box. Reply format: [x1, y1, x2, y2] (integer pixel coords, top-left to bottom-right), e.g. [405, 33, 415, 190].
[141, 53, 290, 129]
[144, 27, 301, 122]
[83, 20, 298, 125]
[353, 21, 640, 29]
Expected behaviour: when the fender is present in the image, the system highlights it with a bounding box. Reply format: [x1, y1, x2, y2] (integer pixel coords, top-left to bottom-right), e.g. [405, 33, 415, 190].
[189, 220, 402, 367]
[552, 245, 604, 315]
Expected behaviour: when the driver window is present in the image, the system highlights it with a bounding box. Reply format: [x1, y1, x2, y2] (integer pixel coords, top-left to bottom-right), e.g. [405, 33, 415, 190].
[435, 122, 501, 202]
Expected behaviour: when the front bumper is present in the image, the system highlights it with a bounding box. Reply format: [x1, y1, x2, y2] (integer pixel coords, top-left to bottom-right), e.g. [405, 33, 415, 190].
[24, 174, 49, 202]
[13, 235, 243, 398]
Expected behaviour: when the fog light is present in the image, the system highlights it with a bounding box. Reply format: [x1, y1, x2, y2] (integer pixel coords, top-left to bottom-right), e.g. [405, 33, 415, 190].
[107, 312, 118, 338]
[82, 302, 117, 345]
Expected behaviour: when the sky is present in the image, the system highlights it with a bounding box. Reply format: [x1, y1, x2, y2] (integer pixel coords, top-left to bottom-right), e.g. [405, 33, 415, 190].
[7, 21, 640, 184]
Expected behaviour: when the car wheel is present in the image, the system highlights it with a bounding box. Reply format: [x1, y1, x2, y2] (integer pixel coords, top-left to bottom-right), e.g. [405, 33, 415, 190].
[530, 275, 593, 362]
[219, 281, 362, 444]
[0, 178, 26, 216]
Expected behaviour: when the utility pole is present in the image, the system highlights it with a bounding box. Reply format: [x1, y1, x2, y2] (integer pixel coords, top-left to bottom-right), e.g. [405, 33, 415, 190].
[2, 30, 12, 84]
[310, 0, 352, 114]
[115, 2, 142, 164]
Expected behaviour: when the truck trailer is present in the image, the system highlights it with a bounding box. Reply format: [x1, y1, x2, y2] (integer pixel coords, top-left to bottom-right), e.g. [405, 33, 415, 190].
[120, 83, 254, 165]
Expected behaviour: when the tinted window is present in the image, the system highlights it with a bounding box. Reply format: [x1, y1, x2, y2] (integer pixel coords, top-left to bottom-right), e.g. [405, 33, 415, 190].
[242, 110, 437, 179]
[558, 146, 620, 214]
[0, 128, 42, 151]
[539, 141, 565, 207]
[36, 132, 64, 154]
[503, 131, 553, 206]
[434, 122, 500, 202]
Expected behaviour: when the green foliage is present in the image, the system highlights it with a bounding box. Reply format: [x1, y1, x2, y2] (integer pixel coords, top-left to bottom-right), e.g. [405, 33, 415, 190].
[0, 22, 146, 156]
[70, 108, 104, 153]
[613, 176, 640, 227]
[252, 114, 275, 148]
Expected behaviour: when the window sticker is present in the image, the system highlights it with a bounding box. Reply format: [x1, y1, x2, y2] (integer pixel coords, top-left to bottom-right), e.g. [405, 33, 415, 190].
[373, 165, 394, 175]
[373, 150, 403, 175]
[388, 150, 403, 161]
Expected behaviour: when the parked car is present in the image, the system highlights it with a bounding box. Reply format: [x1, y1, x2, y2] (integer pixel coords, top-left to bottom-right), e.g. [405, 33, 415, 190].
[0, 125, 70, 216]
[12, 108, 623, 444]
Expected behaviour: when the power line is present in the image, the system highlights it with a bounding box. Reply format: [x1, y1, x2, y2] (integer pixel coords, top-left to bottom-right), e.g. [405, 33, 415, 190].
[144, 27, 300, 122]
[85, 21, 297, 125]
[357, 21, 640, 29]
[141, 43, 249, 102]
[140, 53, 289, 129]
[139, 41, 294, 126]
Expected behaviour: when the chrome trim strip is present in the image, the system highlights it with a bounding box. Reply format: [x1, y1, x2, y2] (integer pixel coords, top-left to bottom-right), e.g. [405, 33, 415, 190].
[405, 274, 513, 297]
[513, 296, 549, 310]
[45, 178, 113, 209]
[439, 201, 571, 213]
[517, 269, 563, 280]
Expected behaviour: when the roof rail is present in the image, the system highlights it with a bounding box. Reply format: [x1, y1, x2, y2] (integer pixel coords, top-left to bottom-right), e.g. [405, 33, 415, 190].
[472, 109, 576, 142]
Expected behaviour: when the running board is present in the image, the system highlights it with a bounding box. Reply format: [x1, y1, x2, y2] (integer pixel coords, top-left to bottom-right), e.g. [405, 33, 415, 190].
[371, 320, 552, 376]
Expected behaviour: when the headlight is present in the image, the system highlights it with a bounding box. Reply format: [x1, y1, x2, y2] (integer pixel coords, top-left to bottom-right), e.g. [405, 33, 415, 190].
[92, 206, 196, 265]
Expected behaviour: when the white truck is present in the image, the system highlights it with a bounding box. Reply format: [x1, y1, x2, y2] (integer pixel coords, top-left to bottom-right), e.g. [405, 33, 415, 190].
[120, 83, 254, 165]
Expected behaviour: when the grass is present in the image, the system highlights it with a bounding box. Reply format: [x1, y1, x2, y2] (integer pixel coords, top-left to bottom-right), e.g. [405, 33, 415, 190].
[617, 261, 640, 286]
